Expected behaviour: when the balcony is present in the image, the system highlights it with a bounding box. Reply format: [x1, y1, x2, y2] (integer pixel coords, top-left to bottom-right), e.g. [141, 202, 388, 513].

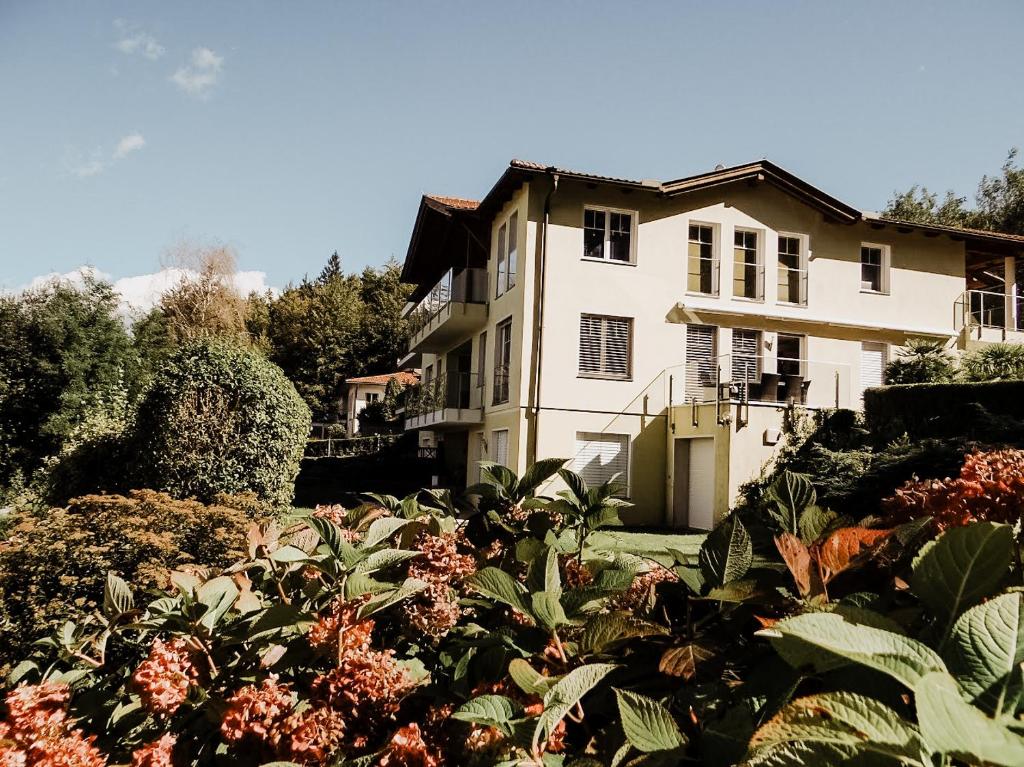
[404, 371, 483, 430]
[407, 267, 488, 353]
[955, 289, 1024, 346]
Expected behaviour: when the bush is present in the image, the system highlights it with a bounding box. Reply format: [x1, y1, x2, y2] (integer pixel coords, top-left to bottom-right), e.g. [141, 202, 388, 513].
[961, 342, 1024, 381]
[131, 340, 311, 506]
[0, 490, 255, 669]
[883, 338, 956, 384]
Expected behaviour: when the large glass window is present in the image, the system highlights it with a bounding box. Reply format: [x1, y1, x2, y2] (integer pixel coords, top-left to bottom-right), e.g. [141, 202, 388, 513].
[492, 319, 512, 405]
[733, 229, 761, 299]
[778, 235, 807, 305]
[687, 224, 717, 295]
[777, 333, 803, 378]
[583, 207, 634, 263]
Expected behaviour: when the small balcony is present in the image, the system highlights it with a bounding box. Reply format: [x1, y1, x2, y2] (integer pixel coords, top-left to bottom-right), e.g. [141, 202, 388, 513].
[404, 371, 483, 430]
[955, 289, 1024, 346]
[407, 267, 488, 353]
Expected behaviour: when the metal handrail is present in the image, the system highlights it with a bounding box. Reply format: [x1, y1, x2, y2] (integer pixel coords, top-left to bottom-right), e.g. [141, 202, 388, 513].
[408, 267, 487, 336]
[406, 371, 482, 417]
[956, 288, 1022, 332]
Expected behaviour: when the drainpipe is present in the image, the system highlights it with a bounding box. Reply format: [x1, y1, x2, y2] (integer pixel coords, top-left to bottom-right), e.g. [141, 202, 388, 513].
[529, 171, 560, 463]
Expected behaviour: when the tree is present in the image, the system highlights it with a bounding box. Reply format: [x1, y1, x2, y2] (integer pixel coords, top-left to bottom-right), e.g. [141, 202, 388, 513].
[883, 148, 1024, 235]
[0, 272, 134, 488]
[158, 242, 250, 344]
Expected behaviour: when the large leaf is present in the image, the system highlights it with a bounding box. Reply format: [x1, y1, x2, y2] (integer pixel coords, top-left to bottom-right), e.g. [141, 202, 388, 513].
[355, 548, 421, 573]
[762, 611, 946, 689]
[518, 458, 568, 495]
[614, 688, 686, 753]
[797, 504, 838, 544]
[102, 572, 133, 617]
[508, 658, 559, 697]
[196, 576, 239, 631]
[531, 591, 570, 630]
[362, 517, 412, 549]
[911, 522, 1013, 635]
[915, 671, 1024, 766]
[451, 695, 523, 736]
[774, 533, 823, 599]
[947, 592, 1024, 716]
[813, 527, 891, 584]
[465, 567, 534, 620]
[698, 515, 752, 588]
[579, 613, 668, 655]
[749, 691, 924, 761]
[659, 643, 715, 681]
[534, 663, 617, 751]
[766, 471, 815, 533]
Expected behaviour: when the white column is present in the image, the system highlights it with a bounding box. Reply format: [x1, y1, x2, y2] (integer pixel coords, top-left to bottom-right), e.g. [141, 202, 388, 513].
[1005, 255, 1017, 331]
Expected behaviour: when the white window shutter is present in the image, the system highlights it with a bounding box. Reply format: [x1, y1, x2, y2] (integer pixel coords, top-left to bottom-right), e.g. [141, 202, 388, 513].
[492, 429, 509, 468]
[860, 342, 886, 391]
[604, 317, 630, 377]
[572, 432, 629, 492]
[685, 324, 717, 401]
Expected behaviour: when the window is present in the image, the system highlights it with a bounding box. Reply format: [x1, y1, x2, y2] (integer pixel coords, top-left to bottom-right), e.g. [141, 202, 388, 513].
[731, 329, 760, 396]
[493, 319, 512, 405]
[860, 342, 887, 392]
[506, 212, 517, 290]
[861, 243, 889, 293]
[733, 229, 762, 299]
[492, 429, 509, 468]
[424, 364, 433, 384]
[476, 331, 487, 389]
[687, 224, 718, 295]
[573, 433, 630, 494]
[495, 223, 507, 297]
[365, 392, 380, 404]
[778, 235, 807, 305]
[777, 333, 803, 378]
[583, 207, 635, 263]
[685, 323, 717, 401]
[579, 314, 632, 379]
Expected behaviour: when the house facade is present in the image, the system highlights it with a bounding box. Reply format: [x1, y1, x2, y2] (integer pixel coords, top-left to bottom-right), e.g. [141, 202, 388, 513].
[398, 160, 1024, 528]
[340, 371, 419, 437]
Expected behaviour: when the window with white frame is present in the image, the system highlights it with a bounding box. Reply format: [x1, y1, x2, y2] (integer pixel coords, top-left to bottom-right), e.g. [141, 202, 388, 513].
[777, 333, 804, 378]
[365, 392, 380, 404]
[573, 432, 629, 494]
[778, 234, 807, 305]
[491, 429, 509, 468]
[583, 207, 635, 263]
[506, 212, 518, 290]
[579, 314, 632, 379]
[861, 243, 890, 293]
[685, 323, 717, 401]
[733, 229, 762, 300]
[860, 341, 887, 392]
[731, 329, 760, 395]
[493, 319, 512, 405]
[687, 224, 718, 295]
[495, 222, 507, 297]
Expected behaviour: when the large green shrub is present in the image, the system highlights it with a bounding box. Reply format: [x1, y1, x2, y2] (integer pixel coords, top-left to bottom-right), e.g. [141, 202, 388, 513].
[0, 490, 255, 669]
[883, 338, 956, 384]
[132, 340, 311, 506]
[961, 342, 1024, 381]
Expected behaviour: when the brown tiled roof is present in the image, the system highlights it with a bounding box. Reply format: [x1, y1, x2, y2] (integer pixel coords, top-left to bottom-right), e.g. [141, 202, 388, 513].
[864, 214, 1024, 245]
[345, 371, 419, 386]
[424, 195, 479, 211]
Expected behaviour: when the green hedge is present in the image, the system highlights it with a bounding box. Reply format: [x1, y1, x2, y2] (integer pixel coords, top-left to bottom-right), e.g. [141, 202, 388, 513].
[864, 380, 1024, 444]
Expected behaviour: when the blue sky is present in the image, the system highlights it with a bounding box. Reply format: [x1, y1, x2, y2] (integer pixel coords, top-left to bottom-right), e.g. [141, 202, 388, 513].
[1, 0, 1022, 294]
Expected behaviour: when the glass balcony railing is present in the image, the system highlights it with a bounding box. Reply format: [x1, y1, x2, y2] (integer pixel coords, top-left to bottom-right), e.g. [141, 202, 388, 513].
[407, 267, 488, 337]
[955, 289, 1024, 333]
[405, 371, 482, 419]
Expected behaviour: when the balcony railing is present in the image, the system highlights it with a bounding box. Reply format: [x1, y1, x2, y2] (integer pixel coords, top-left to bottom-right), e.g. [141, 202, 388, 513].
[777, 266, 808, 305]
[955, 289, 1024, 335]
[407, 267, 488, 337]
[405, 371, 483, 428]
[670, 354, 855, 410]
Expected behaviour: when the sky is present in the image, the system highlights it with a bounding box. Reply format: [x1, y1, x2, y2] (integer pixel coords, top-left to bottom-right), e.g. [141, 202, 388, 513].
[1, 0, 1022, 305]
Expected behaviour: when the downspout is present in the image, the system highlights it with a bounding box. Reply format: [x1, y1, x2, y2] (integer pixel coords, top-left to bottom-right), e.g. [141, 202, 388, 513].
[529, 171, 559, 463]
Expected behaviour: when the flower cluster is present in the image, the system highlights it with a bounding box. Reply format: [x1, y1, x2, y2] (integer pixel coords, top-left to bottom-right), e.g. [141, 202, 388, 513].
[402, 533, 476, 638]
[307, 596, 374, 658]
[612, 566, 679, 612]
[132, 638, 203, 717]
[311, 505, 362, 541]
[560, 555, 594, 589]
[0, 683, 105, 767]
[378, 723, 443, 767]
[884, 449, 1024, 530]
[130, 733, 176, 767]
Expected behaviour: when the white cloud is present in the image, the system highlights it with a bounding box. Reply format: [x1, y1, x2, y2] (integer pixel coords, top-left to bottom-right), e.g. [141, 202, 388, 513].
[113, 133, 146, 160]
[19, 266, 277, 317]
[71, 155, 105, 178]
[113, 19, 165, 60]
[171, 47, 224, 98]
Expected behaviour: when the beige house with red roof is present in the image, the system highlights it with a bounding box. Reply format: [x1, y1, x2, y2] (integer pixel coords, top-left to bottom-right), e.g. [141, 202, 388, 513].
[341, 371, 419, 437]
[398, 159, 1024, 527]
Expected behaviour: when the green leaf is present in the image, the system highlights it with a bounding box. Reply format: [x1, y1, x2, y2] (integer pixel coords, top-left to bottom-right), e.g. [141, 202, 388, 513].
[451, 695, 523, 735]
[102, 572, 133, 617]
[797, 505, 837, 544]
[532, 590, 570, 630]
[465, 567, 534, 620]
[196, 576, 238, 631]
[558, 468, 588, 503]
[748, 691, 923, 760]
[911, 522, 1013, 636]
[947, 592, 1024, 716]
[580, 613, 669, 654]
[762, 611, 946, 689]
[508, 658, 558, 697]
[915, 671, 1024, 766]
[534, 664, 618, 751]
[362, 517, 412, 549]
[544, 546, 562, 596]
[307, 516, 348, 561]
[614, 688, 686, 753]
[269, 545, 308, 563]
[356, 548, 421, 573]
[343, 572, 393, 600]
[698, 515, 752, 588]
[766, 471, 815, 534]
[357, 578, 428, 618]
[518, 458, 568, 495]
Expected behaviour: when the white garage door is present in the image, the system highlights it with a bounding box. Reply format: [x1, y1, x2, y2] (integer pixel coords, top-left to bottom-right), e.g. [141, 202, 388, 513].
[860, 342, 887, 392]
[687, 438, 715, 530]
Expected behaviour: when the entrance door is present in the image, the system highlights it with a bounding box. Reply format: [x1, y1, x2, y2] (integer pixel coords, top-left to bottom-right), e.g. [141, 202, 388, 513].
[674, 438, 715, 530]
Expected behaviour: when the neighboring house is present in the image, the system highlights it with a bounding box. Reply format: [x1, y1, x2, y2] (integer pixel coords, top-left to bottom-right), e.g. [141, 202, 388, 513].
[398, 161, 1024, 529]
[341, 371, 419, 437]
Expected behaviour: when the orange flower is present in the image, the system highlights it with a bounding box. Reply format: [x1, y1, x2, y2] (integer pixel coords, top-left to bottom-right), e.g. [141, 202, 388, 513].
[378, 723, 442, 767]
[132, 638, 202, 717]
[308, 597, 374, 657]
[0, 683, 105, 767]
[220, 677, 294, 756]
[130, 734, 176, 767]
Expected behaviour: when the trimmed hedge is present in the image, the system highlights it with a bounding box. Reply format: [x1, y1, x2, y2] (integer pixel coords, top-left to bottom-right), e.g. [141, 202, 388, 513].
[864, 380, 1024, 444]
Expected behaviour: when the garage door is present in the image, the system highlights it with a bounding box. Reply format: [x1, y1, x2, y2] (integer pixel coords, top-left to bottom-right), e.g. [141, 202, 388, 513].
[687, 438, 715, 530]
